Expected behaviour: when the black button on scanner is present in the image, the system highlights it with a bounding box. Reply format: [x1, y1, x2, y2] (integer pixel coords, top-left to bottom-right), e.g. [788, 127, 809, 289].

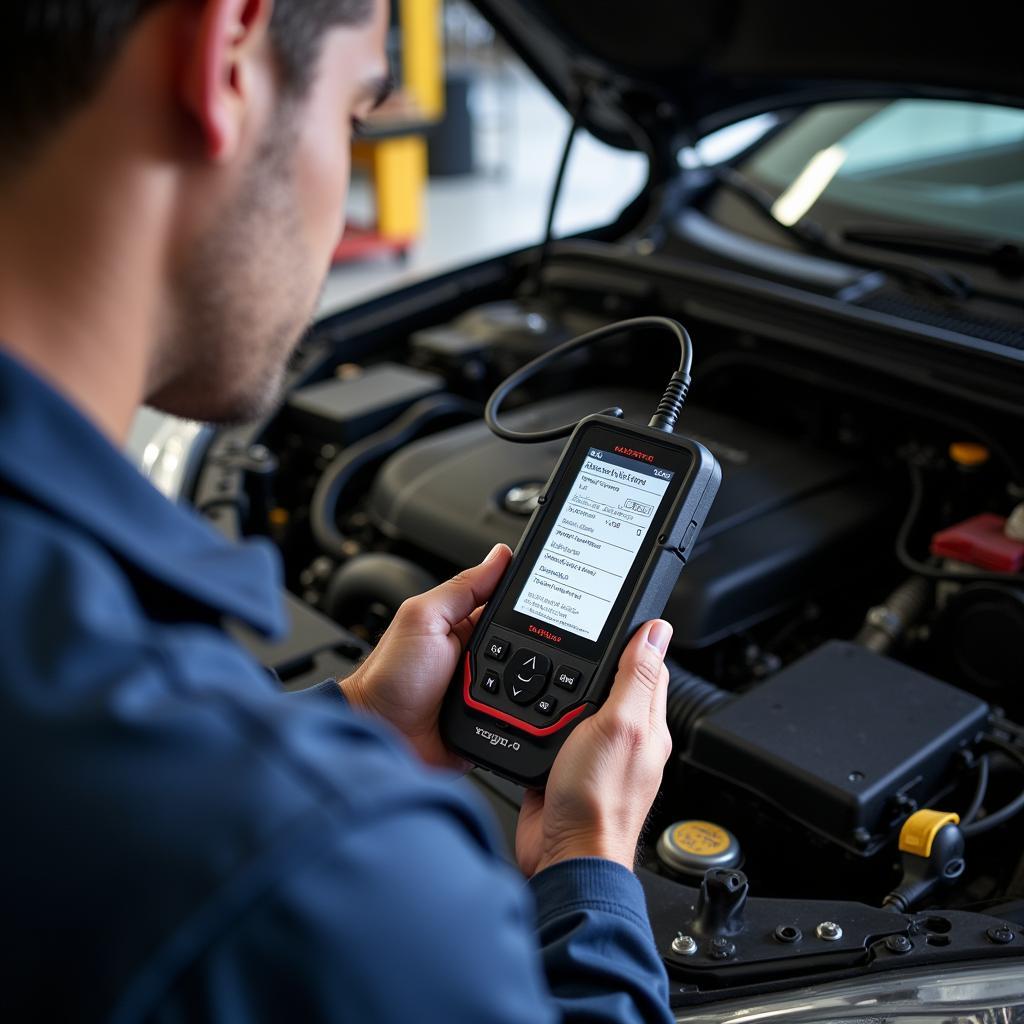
[535, 696, 558, 717]
[479, 670, 500, 695]
[485, 636, 510, 661]
[681, 520, 698, 550]
[553, 666, 582, 693]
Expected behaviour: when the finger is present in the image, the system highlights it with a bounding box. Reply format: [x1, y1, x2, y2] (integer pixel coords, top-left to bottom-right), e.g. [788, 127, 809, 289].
[451, 605, 486, 648]
[602, 620, 672, 721]
[648, 624, 672, 731]
[420, 544, 512, 631]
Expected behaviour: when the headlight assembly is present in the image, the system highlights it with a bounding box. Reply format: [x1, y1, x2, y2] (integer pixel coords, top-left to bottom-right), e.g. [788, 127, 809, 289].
[675, 961, 1024, 1024]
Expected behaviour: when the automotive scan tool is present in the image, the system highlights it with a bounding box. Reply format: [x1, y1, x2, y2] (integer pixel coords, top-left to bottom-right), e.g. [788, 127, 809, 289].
[441, 317, 721, 786]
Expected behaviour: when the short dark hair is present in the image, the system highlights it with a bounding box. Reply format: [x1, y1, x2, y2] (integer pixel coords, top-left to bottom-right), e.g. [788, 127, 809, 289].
[0, 0, 374, 167]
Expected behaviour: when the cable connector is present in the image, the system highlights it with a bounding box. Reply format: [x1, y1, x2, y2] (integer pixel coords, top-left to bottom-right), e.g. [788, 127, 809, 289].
[649, 370, 691, 434]
[883, 810, 964, 913]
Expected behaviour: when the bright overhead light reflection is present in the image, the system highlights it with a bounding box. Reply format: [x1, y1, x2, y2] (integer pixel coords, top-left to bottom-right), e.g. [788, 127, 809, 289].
[142, 442, 161, 473]
[771, 144, 847, 226]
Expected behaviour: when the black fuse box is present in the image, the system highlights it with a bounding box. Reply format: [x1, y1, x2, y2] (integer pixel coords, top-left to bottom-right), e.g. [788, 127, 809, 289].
[685, 642, 989, 855]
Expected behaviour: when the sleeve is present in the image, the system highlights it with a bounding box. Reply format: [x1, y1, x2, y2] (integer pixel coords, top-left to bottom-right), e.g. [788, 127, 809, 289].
[530, 859, 674, 1024]
[287, 678, 349, 708]
[146, 803, 559, 1024]
[146, 802, 673, 1024]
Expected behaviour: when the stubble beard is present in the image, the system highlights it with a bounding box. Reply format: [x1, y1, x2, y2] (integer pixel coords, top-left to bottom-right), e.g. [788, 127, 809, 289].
[150, 114, 322, 426]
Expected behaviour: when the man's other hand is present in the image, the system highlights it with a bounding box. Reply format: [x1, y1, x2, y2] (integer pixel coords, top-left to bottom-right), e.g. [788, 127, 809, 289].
[516, 620, 674, 876]
[341, 544, 513, 769]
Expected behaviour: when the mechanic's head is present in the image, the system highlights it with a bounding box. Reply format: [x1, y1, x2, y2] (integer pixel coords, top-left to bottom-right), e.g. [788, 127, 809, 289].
[0, 0, 389, 425]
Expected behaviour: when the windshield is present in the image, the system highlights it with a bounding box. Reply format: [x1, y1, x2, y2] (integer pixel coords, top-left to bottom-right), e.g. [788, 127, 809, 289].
[732, 99, 1024, 243]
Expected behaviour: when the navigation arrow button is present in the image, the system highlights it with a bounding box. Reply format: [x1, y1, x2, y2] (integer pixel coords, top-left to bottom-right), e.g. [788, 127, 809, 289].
[504, 647, 552, 704]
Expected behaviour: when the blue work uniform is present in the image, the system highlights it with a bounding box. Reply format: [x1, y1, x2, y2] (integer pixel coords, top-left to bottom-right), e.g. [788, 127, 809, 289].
[0, 349, 672, 1023]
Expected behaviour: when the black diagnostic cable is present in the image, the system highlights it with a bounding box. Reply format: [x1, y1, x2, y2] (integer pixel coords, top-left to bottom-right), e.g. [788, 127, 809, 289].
[485, 316, 694, 444]
[527, 96, 584, 297]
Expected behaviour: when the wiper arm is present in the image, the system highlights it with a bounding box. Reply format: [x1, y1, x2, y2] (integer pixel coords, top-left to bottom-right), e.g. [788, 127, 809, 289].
[840, 225, 1024, 278]
[711, 167, 973, 300]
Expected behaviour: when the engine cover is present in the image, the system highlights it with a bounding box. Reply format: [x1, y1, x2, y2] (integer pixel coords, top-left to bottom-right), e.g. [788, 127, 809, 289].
[368, 391, 890, 647]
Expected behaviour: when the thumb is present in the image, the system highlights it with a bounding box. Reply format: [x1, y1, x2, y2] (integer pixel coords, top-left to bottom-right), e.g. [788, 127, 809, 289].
[602, 619, 672, 718]
[424, 544, 512, 629]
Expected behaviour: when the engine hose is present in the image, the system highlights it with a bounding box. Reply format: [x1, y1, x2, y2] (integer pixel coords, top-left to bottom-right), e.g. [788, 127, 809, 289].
[665, 661, 733, 751]
[310, 394, 481, 561]
[854, 575, 932, 655]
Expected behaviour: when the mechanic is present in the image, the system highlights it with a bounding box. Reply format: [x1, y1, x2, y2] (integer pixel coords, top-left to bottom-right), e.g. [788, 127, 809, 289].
[0, 2, 677, 1021]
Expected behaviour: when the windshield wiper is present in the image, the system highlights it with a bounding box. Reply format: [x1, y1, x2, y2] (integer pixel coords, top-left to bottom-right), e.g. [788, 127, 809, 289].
[711, 167, 973, 300]
[839, 226, 1024, 278]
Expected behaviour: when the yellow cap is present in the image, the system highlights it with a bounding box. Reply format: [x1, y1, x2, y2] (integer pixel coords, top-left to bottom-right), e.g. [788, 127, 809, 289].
[656, 820, 741, 877]
[949, 442, 990, 467]
[672, 820, 732, 856]
[268, 507, 290, 528]
[899, 810, 960, 858]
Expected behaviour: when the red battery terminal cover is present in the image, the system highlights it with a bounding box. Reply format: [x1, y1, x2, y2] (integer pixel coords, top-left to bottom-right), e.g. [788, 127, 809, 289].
[930, 513, 1024, 574]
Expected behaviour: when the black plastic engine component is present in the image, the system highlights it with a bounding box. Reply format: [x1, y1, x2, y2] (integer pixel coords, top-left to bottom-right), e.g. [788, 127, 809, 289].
[685, 641, 990, 856]
[693, 869, 749, 937]
[408, 300, 586, 369]
[286, 363, 445, 443]
[368, 390, 891, 648]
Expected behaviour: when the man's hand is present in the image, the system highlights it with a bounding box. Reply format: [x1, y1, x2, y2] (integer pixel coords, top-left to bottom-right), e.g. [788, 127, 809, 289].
[515, 620, 674, 876]
[341, 544, 513, 769]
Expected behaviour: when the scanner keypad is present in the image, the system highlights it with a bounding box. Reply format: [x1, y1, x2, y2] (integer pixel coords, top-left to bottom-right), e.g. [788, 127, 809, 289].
[478, 638, 589, 728]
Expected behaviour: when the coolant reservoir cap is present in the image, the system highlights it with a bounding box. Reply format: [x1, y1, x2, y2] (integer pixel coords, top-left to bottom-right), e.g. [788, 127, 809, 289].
[656, 820, 741, 878]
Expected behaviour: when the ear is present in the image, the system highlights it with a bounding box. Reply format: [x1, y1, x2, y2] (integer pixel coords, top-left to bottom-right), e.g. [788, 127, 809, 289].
[180, 0, 275, 162]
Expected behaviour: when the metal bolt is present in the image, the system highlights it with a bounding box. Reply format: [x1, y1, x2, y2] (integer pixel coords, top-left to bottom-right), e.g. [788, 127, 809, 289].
[885, 935, 913, 955]
[709, 936, 736, 960]
[987, 926, 1016, 945]
[774, 924, 802, 944]
[816, 921, 843, 941]
[671, 933, 697, 956]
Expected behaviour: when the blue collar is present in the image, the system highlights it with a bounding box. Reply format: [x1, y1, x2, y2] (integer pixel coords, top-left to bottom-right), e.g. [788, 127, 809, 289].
[0, 348, 285, 638]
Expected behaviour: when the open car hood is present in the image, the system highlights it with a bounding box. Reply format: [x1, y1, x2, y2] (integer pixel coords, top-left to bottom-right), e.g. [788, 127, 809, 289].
[471, 1, 1024, 149]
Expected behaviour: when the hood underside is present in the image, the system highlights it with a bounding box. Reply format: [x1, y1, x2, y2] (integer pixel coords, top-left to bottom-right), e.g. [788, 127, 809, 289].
[472, 0, 1024, 148]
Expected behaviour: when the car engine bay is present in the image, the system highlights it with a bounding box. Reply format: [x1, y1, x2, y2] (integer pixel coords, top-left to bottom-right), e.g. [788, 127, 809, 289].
[194, 242, 1024, 1000]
